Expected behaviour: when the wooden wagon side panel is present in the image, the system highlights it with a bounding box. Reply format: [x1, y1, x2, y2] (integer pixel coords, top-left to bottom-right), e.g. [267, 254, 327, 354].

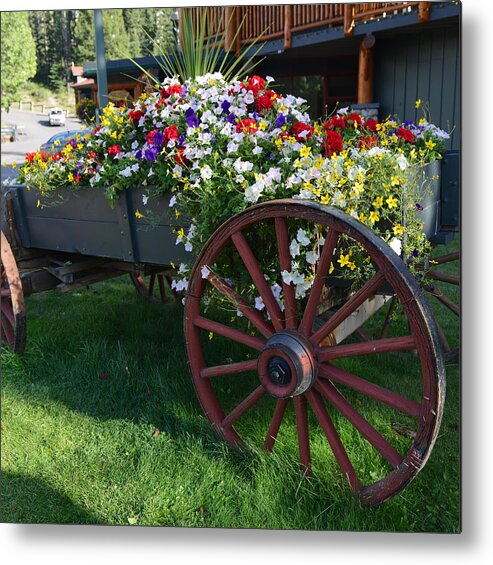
[8, 185, 190, 266]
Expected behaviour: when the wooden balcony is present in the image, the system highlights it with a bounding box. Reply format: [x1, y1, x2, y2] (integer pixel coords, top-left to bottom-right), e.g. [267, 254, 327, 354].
[181, 3, 428, 53]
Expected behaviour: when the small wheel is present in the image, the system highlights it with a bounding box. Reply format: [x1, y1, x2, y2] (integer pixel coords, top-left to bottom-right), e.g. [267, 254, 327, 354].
[1, 231, 26, 353]
[184, 200, 445, 506]
[130, 269, 177, 303]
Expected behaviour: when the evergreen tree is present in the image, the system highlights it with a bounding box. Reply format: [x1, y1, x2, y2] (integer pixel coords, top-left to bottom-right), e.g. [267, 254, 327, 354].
[1, 11, 37, 107]
[71, 10, 95, 64]
[103, 9, 130, 60]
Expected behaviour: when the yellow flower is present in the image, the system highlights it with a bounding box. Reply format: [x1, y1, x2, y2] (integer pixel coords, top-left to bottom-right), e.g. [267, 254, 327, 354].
[329, 262, 334, 274]
[391, 176, 401, 187]
[419, 117, 427, 125]
[12, 162, 16, 169]
[175, 209, 181, 219]
[299, 145, 311, 158]
[36, 199, 41, 208]
[208, 332, 214, 340]
[373, 196, 384, 208]
[359, 213, 367, 223]
[369, 211, 380, 224]
[415, 99, 422, 109]
[259, 121, 268, 131]
[393, 224, 405, 235]
[275, 138, 283, 150]
[386, 195, 398, 208]
[338, 252, 351, 268]
[177, 228, 185, 240]
[135, 210, 143, 219]
[351, 182, 364, 197]
[170, 262, 176, 270]
[67, 172, 74, 182]
[425, 139, 436, 150]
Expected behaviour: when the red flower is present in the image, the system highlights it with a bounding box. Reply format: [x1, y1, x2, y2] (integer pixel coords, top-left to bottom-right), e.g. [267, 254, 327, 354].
[364, 118, 379, 132]
[174, 147, 188, 166]
[108, 145, 121, 156]
[254, 93, 274, 113]
[324, 115, 346, 130]
[243, 75, 266, 96]
[347, 112, 363, 126]
[25, 152, 36, 163]
[161, 84, 182, 98]
[358, 135, 379, 150]
[129, 109, 144, 124]
[91, 125, 102, 135]
[291, 122, 314, 142]
[323, 130, 343, 156]
[397, 127, 415, 143]
[52, 151, 63, 162]
[236, 119, 258, 134]
[39, 150, 51, 162]
[88, 151, 98, 160]
[164, 125, 179, 143]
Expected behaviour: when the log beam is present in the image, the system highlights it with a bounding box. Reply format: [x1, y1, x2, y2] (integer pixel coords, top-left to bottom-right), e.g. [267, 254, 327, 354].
[357, 34, 375, 104]
[418, 2, 431, 24]
[284, 5, 292, 50]
[344, 4, 354, 37]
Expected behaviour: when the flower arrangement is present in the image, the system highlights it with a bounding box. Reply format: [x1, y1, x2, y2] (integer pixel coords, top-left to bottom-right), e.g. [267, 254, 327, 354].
[18, 71, 450, 306]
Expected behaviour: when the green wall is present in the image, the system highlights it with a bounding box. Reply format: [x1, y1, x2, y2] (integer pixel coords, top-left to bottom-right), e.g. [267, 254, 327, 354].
[374, 21, 460, 151]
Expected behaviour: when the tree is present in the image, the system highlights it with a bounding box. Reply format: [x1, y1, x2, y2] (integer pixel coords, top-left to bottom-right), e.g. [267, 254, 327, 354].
[1, 11, 37, 108]
[71, 10, 95, 64]
[103, 9, 130, 60]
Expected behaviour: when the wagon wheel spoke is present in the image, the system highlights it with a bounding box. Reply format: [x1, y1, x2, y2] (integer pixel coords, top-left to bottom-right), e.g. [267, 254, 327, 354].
[200, 359, 258, 379]
[306, 389, 361, 492]
[298, 228, 339, 336]
[317, 335, 416, 363]
[315, 380, 403, 468]
[1, 302, 15, 345]
[293, 396, 311, 475]
[194, 315, 265, 351]
[231, 231, 284, 332]
[319, 363, 421, 418]
[263, 398, 289, 452]
[203, 268, 274, 338]
[274, 217, 297, 329]
[310, 270, 386, 346]
[222, 385, 266, 429]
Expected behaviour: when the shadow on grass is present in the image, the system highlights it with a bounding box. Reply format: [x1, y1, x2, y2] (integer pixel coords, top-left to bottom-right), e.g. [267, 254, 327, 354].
[0, 471, 102, 525]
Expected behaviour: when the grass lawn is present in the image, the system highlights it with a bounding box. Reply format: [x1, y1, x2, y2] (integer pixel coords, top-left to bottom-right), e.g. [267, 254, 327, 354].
[0, 235, 460, 531]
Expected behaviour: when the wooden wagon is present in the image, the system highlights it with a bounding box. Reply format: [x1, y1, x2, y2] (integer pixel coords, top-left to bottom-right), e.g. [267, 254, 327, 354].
[0, 163, 459, 506]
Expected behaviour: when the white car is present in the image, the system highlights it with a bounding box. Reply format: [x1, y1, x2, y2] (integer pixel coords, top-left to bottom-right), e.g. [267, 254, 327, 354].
[48, 108, 66, 126]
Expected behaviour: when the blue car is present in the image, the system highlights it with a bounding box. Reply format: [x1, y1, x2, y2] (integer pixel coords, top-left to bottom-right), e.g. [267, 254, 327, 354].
[40, 129, 92, 153]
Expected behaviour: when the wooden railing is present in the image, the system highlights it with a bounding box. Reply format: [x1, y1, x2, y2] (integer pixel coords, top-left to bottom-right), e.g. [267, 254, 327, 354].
[182, 3, 427, 52]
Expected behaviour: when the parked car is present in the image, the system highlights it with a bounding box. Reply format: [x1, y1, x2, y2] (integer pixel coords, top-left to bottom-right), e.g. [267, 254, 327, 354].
[40, 129, 91, 154]
[48, 108, 66, 126]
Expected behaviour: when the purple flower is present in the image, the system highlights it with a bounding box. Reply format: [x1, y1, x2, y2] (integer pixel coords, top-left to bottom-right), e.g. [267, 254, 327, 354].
[275, 114, 285, 128]
[403, 120, 415, 127]
[151, 131, 165, 146]
[135, 149, 143, 160]
[221, 100, 231, 114]
[411, 249, 419, 258]
[185, 108, 199, 128]
[178, 134, 186, 147]
[226, 113, 236, 124]
[144, 146, 159, 162]
[415, 203, 424, 211]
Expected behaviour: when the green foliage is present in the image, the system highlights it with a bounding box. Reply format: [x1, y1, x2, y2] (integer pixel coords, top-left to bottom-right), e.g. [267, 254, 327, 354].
[75, 97, 97, 124]
[1, 12, 37, 107]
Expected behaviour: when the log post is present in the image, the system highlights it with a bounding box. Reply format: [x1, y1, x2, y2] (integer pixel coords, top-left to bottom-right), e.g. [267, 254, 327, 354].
[224, 7, 234, 52]
[284, 5, 292, 50]
[344, 4, 354, 37]
[418, 2, 431, 24]
[357, 34, 375, 104]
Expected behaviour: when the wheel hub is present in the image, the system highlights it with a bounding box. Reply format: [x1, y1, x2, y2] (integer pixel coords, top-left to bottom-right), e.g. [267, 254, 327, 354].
[258, 330, 317, 398]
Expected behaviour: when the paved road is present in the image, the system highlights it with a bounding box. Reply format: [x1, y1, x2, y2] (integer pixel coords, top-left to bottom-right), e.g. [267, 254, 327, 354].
[1, 109, 83, 170]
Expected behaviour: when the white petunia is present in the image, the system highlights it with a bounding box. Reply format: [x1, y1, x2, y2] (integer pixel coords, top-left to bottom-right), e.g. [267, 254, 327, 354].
[396, 154, 409, 171]
[297, 228, 310, 246]
[201, 266, 210, 279]
[200, 165, 213, 179]
[169, 195, 176, 207]
[289, 239, 300, 257]
[254, 296, 265, 311]
[305, 249, 319, 265]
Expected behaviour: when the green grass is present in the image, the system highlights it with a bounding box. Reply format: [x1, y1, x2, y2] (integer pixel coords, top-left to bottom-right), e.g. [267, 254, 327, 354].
[0, 236, 460, 531]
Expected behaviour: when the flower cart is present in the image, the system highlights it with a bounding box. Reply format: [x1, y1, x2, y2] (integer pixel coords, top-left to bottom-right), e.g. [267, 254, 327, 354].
[0, 71, 458, 507]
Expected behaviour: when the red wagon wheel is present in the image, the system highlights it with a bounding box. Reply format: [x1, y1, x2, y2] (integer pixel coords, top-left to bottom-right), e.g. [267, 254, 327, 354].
[184, 200, 445, 506]
[1, 231, 26, 353]
[129, 269, 177, 303]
